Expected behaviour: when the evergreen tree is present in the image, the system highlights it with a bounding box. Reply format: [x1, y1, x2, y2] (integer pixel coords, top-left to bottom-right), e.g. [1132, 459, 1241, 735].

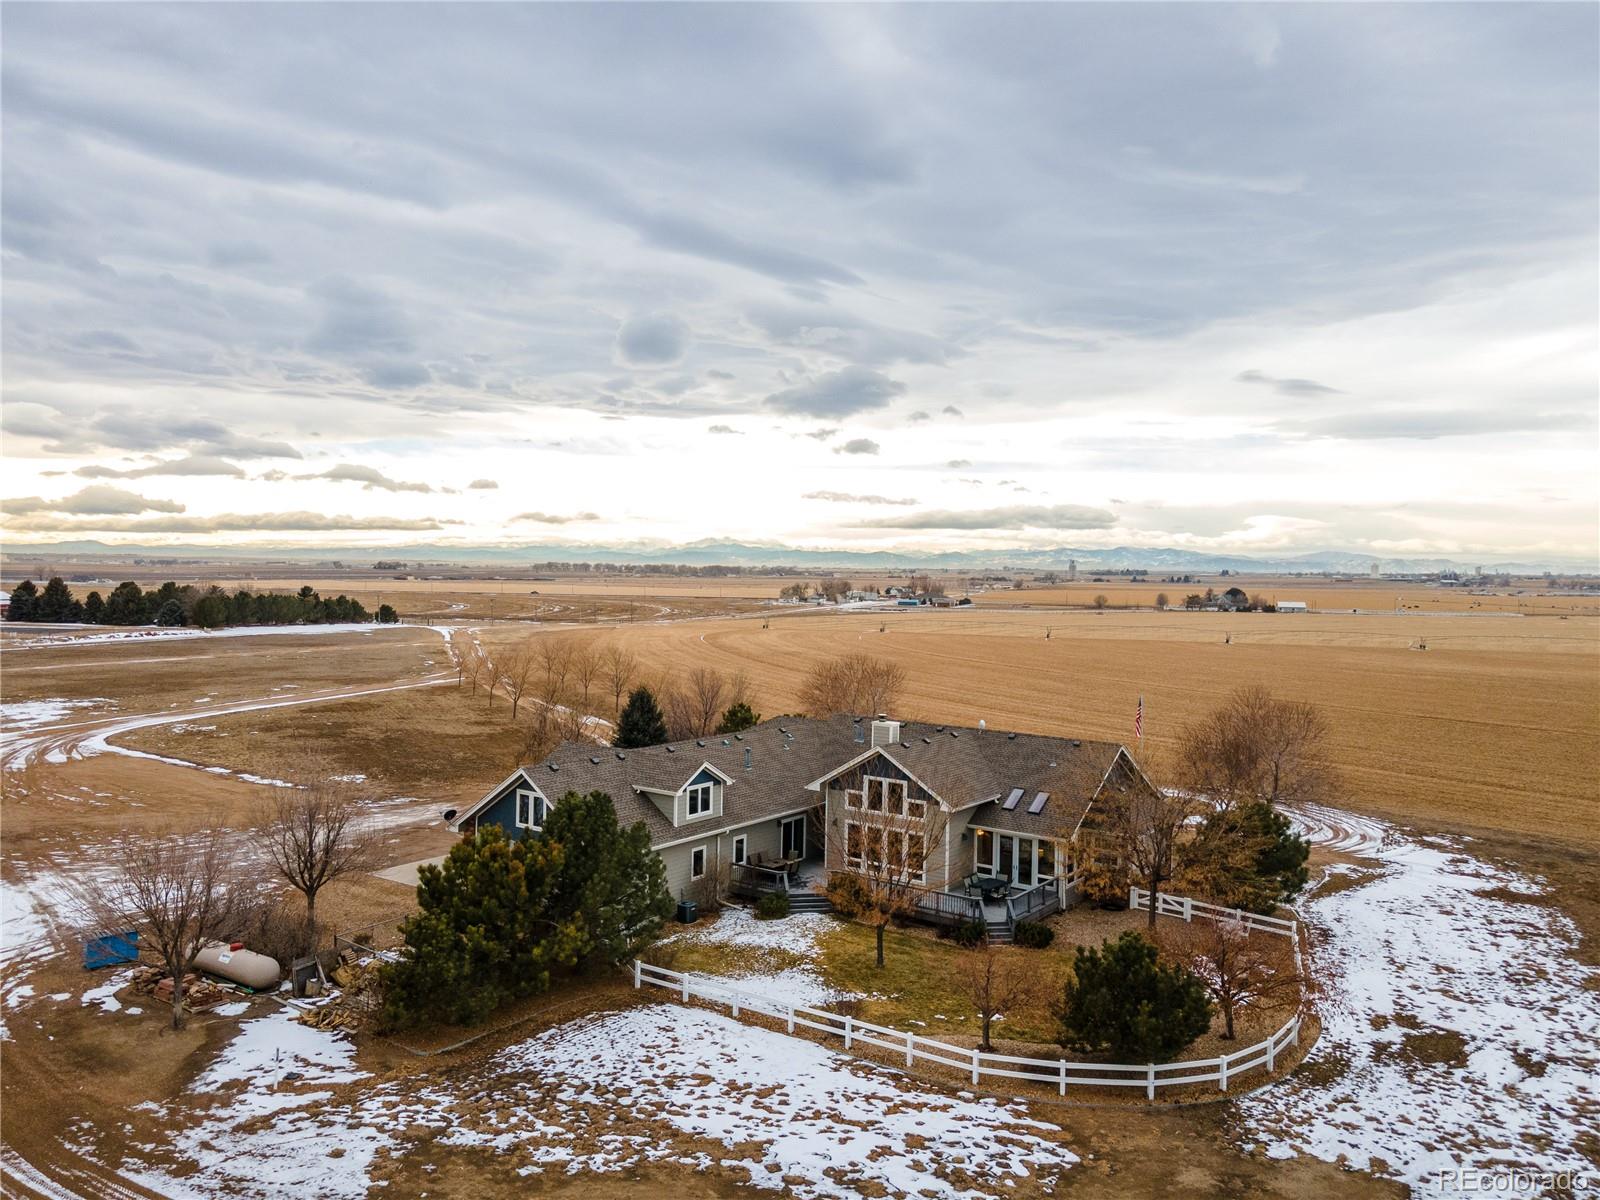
[542, 790, 673, 969]
[614, 686, 669, 748]
[36, 577, 77, 622]
[714, 702, 761, 734]
[7, 580, 39, 621]
[1178, 801, 1310, 914]
[377, 604, 398, 624]
[82, 591, 105, 623]
[379, 826, 585, 1029]
[102, 582, 147, 625]
[154, 598, 187, 627]
[1055, 931, 1213, 1061]
[191, 593, 227, 629]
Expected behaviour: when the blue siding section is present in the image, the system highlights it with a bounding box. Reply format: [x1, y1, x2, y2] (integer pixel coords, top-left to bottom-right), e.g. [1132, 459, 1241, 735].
[686, 766, 720, 789]
[472, 774, 546, 839]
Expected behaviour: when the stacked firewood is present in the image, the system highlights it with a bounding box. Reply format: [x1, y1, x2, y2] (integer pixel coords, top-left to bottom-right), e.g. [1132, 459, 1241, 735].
[296, 951, 385, 1031]
[128, 966, 233, 1009]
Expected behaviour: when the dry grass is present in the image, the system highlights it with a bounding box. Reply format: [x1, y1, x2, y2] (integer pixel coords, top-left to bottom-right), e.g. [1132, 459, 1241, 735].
[584, 608, 1600, 848]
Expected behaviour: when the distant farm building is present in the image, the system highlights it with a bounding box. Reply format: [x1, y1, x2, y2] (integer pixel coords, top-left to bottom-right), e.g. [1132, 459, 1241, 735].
[1277, 600, 1308, 613]
[1216, 587, 1251, 612]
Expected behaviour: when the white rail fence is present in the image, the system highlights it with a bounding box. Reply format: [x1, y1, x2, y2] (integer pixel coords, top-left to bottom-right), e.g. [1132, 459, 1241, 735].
[635, 884, 1311, 1100]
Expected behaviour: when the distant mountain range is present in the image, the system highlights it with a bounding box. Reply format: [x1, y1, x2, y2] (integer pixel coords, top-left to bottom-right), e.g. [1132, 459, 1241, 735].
[2, 538, 1590, 575]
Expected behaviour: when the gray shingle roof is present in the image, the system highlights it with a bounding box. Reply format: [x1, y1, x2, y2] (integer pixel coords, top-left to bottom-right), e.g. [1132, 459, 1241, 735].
[488, 715, 1135, 848]
[827, 722, 1127, 838]
[521, 715, 864, 846]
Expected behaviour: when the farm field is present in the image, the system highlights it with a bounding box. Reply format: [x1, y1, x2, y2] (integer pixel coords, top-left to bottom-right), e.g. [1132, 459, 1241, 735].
[2, 599, 1597, 1199]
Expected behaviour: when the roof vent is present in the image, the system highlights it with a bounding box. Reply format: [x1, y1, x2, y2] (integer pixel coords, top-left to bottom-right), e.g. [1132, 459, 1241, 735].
[870, 716, 901, 747]
[1071, 739, 1081, 747]
[1007, 733, 1017, 740]
[734, 733, 744, 741]
[854, 723, 866, 744]
[666, 745, 676, 753]
[936, 726, 945, 733]
[949, 730, 959, 738]
[722, 738, 731, 746]
[922, 737, 931, 744]
[696, 740, 705, 748]
[744, 747, 752, 770]
[899, 740, 910, 749]
[590, 756, 601, 765]
[548, 763, 560, 771]
[614, 752, 626, 761]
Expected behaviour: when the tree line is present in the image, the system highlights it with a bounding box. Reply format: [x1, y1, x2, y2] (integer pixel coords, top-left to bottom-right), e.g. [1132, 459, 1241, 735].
[5, 577, 395, 628]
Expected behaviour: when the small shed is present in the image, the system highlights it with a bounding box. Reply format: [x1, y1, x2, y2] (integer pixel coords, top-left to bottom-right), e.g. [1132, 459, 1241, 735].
[1277, 600, 1308, 613]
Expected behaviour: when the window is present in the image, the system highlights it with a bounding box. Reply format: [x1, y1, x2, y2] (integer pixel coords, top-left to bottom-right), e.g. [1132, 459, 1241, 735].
[864, 776, 909, 815]
[844, 788, 864, 810]
[845, 823, 864, 868]
[732, 835, 747, 865]
[515, 788, 542, 829]
[685, 782, 714, 818]
[1037, 840, 1055, 880]
[690, 846, 707, 880]
[844, 822, 923, 883]
[974, 828, 994, 873]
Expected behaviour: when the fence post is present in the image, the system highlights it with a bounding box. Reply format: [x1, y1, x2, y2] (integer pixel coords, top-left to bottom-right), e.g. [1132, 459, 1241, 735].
[905, 1030, 913, 1068]
[681, 974, 689, 1002]
[844, 1015, 853, 1050]
[787, 1005, 795, 1034]
[732, 994, 740, 1018]
[1267, 1035, 1276, 1073]
[633, 960, 641, 989]
[1218, 1054, 1229, 1092]
[971, 1047, 980, 1086]
[1183, 896, 1193, 922]
[1129, 885, 1139, 910]
[1146, 1064, 1155, 1100]
[1058, 1059, 1066, 1096]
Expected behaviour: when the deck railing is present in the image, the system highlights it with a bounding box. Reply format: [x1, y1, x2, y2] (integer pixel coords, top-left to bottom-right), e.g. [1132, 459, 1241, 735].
[730, 862, 792, 896]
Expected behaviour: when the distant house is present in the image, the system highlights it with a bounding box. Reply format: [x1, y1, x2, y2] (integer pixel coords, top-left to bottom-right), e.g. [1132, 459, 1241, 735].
[1216, 587, 1251, 612]
[927, 595, 957, 608]
[449, 715, 1158, 935]
[1277, 600, 1308, 613]
[0, 590, 9, 618]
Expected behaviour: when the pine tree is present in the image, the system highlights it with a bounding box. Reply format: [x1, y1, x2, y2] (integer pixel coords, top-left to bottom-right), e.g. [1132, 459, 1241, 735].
[83, 591, 106, 623]
[542, 790, 673, 969]
[1178, 801, 1310, 914]
[102, 582, 147, 626]
[614, 686, 669, 748]
[154, 599, 187, 627]
[714, 701, 760, 734]
[379, 826, 585, 1030]
[36, 577, 77, 622]
[377, 604, 398, 624]
[1055, 931, 1213, 1061]
[6, 579, 39, 621]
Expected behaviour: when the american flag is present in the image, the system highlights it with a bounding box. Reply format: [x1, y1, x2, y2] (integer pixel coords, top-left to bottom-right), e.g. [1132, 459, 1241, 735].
[1134, 694, 1144, 740]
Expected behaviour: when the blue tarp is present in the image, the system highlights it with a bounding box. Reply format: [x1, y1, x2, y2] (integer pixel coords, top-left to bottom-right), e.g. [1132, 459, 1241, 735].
[84, 930, 138, 970]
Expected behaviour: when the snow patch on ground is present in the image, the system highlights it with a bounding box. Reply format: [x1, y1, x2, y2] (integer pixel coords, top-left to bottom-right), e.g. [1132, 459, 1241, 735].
[0, 698, 114, 729]
[135, 1005, 1073, 1199]
[663, 906, 859, 1006]
[1240, 810, 1600, 1189]
[82, 969, 133, 1012]
[191, 1006, 364, 1095]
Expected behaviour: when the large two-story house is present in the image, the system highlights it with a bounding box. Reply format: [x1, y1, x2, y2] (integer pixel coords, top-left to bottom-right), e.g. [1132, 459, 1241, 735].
[448, 714, 1157, 932]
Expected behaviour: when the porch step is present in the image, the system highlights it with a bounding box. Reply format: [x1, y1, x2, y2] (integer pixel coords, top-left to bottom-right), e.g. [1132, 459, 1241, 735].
[985, 920, 1013, 945]
[786, 894, 834, 914]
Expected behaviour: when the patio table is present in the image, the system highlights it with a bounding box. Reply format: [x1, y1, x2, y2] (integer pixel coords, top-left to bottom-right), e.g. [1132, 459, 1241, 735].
[975, 875, 1011, 898]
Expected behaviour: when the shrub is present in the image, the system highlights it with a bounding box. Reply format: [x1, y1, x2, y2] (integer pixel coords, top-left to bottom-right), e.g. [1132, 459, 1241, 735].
[1055, 931, 1213, 1062]
[1013, 920, 1055, 949]
[1077, 854, 1130, 909]
[825, 871, 872, 919]
[948, 919, 985, 948]
[754, 891, 790, 921]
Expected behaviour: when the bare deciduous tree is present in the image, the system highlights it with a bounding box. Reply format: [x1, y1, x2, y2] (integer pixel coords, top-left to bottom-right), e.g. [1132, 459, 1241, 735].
[571, 643, 603, 712]
[955, 943, 1043, 1051]
[517, 703, 585, 766]
[602, 644, 638, 717]
[498, 641, 537, 719]
[798, 653, 907, 718]
[1160, 916, 1301, 1039]
[260, 785, 377, 940]
[75, 827, 254, 1030]
[842, 801, 948, 968]
[1097, 778, 1196, 932]
[1176, 685, 1336, 810]
[535, 636, 576, 707]
[685, 666, 728, 736]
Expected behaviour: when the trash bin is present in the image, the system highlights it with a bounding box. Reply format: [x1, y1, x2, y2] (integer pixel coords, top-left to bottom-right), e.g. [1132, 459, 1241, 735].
[675, 899, 698, 924]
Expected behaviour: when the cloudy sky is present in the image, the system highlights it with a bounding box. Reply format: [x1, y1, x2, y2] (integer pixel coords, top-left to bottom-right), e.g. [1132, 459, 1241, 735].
[3, 3, 1596, 563]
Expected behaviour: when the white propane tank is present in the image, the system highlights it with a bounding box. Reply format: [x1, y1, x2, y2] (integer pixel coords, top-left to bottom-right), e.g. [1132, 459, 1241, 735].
[195, 942, 281, 991]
